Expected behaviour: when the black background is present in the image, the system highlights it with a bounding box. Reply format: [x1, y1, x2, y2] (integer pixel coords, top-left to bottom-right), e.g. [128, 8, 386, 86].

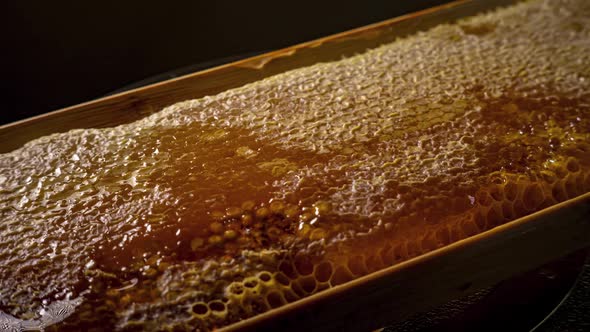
[2, 2, 589, 331]
[2, 1, 452, 125]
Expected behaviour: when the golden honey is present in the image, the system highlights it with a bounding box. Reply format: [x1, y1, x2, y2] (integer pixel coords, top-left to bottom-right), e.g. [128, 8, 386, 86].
[1, 0, 589, 330]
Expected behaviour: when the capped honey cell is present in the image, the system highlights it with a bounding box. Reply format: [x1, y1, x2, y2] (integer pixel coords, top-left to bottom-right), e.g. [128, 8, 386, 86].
[0, 0, 589, 331]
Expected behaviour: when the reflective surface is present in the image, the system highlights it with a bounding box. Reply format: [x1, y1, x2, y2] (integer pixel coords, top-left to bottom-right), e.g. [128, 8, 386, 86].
[0, 0, 589, 330]
[383, 251, 589, 332]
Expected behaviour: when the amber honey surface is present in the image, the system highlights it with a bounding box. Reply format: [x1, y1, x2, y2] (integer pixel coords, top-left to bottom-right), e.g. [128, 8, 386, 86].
[1, 0, 590, 330]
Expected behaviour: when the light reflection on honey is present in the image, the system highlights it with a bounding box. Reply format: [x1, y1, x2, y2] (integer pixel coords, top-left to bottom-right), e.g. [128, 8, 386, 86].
[0, 0, 589, 330]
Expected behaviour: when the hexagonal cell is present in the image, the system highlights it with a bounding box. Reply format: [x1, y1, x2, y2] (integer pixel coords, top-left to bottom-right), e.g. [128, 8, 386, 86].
[191, 303, 209, 316]
[330, 266, 354, 287]
[265, 291, 286, 309]
[208, 301, 226, 315]
[293, 254, 314, 276]
[297, 276, 318, 294]
[1, 0, 589, 330]
[522, 183, 545, 211]
[313, 261, 334, 283]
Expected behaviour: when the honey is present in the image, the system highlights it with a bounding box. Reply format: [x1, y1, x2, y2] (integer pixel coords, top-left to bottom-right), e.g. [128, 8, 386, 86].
[1, 0, 589, 330]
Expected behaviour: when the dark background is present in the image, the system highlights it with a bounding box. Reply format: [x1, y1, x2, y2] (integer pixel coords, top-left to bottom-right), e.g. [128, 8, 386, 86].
[2, 1, 452, 125]
[2, 2, 589, 331]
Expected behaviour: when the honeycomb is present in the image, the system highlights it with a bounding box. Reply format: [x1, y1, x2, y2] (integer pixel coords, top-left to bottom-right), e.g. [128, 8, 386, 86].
[1, 0, 590, 330]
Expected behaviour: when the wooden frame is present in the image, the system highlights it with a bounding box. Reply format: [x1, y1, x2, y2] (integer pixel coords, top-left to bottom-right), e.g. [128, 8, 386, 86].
[0, 0, 518, 154]
[1, 0, 588, 331]
[224, 193, 590, 332]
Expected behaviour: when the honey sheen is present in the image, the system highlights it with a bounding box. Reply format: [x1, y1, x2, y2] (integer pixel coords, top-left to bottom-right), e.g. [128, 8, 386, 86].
[0, 0, 589, 330]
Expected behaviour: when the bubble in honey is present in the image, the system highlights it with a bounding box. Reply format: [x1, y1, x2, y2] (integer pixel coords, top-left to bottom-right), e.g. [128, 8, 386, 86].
[0, 0, 589, 331]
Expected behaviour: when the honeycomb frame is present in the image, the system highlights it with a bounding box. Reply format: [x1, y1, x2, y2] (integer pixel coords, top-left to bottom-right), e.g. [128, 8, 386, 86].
[1, 0, 590, 331]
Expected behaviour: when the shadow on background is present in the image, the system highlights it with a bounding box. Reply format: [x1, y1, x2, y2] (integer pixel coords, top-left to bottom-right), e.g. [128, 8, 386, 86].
[2, 1, 451, 125]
